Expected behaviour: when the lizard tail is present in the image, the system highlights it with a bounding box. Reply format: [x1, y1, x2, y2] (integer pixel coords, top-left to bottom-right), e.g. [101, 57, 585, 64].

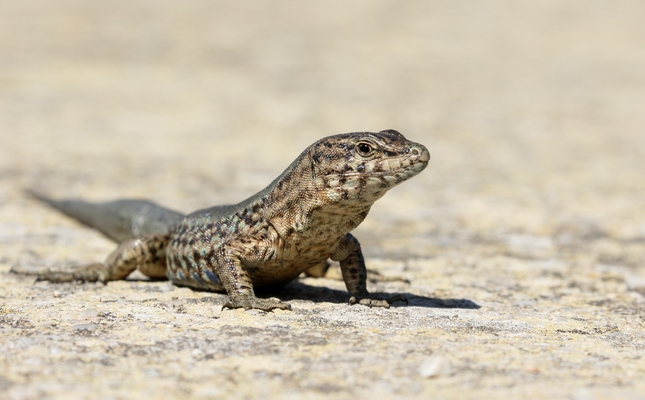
[26, 190, 185, 243]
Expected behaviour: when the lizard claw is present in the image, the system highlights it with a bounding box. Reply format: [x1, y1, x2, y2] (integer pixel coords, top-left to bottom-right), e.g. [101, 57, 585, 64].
[222, 295, 292, 311]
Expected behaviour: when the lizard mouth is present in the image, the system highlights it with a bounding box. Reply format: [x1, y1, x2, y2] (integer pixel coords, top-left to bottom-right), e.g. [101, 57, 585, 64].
[326, 146, 430, 189]
[343, 163, 426, 178]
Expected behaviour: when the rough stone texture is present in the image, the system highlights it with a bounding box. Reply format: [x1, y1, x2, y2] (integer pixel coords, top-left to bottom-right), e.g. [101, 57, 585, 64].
[1, 1, 644, 399]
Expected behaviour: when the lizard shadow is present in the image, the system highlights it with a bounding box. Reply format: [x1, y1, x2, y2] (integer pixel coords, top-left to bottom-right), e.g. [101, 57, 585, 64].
[124, 276, 480, 309]
[262, 281, 481, 309]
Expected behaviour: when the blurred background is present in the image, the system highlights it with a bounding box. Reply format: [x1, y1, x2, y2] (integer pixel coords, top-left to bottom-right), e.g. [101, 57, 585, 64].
[1, 0, 644, 256]
[1, 2, 645, 397]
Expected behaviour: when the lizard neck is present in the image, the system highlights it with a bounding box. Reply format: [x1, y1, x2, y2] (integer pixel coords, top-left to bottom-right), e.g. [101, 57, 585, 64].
[261, 148, 372, 242]
[261, 149, 321, 235]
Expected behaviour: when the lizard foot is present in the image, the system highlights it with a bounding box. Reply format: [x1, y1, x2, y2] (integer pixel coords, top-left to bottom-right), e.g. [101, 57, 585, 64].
[222, 295, 292, 311]
[348, 293, 408, 308]
[11, 263, 107, 283]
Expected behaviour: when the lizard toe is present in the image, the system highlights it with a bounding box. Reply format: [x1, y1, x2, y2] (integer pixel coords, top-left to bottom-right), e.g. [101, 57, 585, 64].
[348, 295, 390, 308]
[348, 293, 407, 308]
[223, 295, 292, 311]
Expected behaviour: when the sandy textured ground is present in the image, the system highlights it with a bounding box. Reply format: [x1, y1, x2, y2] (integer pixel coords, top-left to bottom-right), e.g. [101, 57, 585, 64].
[1, 1, 645, 399]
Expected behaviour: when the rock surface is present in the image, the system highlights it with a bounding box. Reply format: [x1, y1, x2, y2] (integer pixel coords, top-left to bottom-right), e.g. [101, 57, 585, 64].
[1, 1, 644, 399]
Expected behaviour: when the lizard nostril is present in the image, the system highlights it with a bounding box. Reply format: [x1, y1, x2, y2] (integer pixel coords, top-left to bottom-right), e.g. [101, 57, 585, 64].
[410, 148, 419, 156]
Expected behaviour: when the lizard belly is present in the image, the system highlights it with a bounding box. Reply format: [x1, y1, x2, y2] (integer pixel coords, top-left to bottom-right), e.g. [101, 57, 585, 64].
[165, 247, 330, 291]
[248, 258, 321, 288]
[248, 239, 337, 288]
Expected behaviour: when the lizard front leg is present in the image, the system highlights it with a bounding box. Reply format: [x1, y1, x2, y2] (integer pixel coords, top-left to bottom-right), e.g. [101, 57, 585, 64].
[216, 240, 291, 311]
[332, 233, 400, 308]
[13, 234, 168, 283]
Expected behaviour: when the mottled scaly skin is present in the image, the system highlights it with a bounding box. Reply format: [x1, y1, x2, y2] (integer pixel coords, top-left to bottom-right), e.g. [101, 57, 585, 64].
[16, 130, 429, 311]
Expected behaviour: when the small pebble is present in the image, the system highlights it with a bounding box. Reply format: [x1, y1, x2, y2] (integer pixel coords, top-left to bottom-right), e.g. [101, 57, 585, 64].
[71, 323, 98, 332]
[419, 356, 446, 378]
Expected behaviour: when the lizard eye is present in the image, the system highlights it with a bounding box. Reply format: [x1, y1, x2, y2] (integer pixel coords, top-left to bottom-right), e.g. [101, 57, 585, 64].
[356, 142, 374, 157]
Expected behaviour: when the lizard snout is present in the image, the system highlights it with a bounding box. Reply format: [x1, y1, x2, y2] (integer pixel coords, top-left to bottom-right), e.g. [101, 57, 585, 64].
[407, 143, 430, 164]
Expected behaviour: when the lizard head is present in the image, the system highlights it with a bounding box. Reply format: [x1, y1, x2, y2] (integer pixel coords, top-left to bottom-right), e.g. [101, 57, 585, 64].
[310, 129, 430, 204]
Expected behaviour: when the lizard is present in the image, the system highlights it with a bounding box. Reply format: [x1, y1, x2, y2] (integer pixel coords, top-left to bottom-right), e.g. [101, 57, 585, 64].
[15, 130, 429, 311]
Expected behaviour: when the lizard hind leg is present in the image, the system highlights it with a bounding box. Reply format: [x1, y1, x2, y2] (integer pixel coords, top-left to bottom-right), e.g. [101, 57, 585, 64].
[15, 234, 170, 284]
